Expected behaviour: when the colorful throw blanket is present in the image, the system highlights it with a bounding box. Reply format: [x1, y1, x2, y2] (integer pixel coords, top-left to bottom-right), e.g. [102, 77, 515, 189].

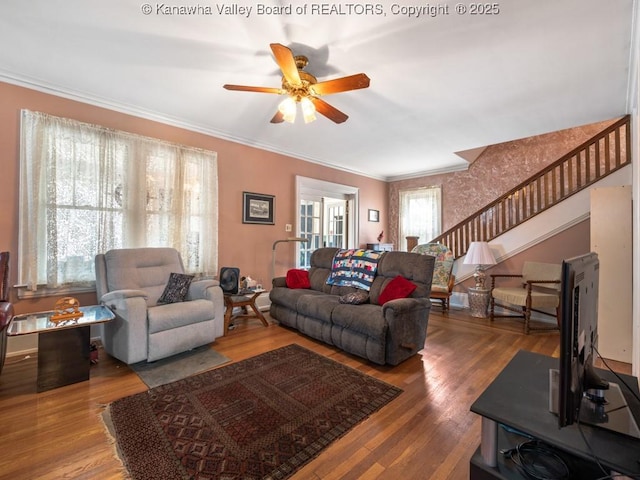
[326, 248, 384, 291]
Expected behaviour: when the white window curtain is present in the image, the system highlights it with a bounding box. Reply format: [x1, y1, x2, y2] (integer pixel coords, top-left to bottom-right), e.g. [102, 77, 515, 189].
[19, 110, 218, 293]
[399, 186, 442, 251]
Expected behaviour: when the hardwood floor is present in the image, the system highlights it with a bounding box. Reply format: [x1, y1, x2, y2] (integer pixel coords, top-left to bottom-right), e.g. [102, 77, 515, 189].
[0, 307, 631, 480]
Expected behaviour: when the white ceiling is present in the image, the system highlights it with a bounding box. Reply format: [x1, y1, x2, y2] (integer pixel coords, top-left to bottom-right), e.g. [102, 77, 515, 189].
[0, 0, 635, 180]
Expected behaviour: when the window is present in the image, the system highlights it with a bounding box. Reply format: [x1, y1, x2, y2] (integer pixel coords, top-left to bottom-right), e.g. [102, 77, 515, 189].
[398, 186, 442, 251]
[18, 110, 218, 295]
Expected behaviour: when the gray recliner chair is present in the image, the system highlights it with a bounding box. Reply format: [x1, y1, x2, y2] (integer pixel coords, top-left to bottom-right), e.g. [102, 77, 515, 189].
[95, 247, 224, 364]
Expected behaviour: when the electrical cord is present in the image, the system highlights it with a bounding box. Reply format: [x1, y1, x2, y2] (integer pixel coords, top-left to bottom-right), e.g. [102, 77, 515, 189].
[502, 439, 570, 480]
[577, 346, 640, 480]
[593, 346, 640, 404]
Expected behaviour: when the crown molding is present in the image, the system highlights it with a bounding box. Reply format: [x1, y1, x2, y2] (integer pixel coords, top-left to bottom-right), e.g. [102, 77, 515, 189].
[0, 73, 395, 182]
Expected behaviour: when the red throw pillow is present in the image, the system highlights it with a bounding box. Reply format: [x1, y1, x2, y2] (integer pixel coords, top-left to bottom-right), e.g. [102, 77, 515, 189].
[286, 269, 311, 289]
[379, 275, 417, 305]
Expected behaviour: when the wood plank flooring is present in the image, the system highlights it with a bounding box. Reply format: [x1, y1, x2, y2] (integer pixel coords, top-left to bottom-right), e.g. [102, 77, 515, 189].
[0, 306, 631, 480]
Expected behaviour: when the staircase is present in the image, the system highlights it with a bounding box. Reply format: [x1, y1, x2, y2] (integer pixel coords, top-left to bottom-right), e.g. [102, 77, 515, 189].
[431, 115, 631, 259]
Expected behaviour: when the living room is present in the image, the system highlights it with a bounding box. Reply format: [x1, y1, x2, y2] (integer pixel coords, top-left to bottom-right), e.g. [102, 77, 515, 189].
[0, 1, 639, 479]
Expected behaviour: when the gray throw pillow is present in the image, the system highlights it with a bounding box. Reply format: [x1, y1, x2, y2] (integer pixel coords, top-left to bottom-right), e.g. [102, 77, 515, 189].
[339, 290, 369, 305]
[158, 272, 194, 304]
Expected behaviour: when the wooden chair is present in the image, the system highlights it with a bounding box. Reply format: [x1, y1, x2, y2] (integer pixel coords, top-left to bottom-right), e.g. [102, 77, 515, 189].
[489, 261, 561, 334]
[412, 243, 455, 311]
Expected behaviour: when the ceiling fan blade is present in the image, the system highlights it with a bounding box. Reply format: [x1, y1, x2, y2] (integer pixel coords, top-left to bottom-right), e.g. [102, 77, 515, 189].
[310, 97, 349, 124]
[223, 84, 282, 94]
[311, 73, 370, 96]
[270, 110, 285, 123]
[270, 43, 301, 86]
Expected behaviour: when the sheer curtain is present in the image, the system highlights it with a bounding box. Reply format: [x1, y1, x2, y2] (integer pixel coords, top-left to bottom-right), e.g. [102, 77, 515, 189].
[19, 110, 218, 293]
[399, 186, 442, 251]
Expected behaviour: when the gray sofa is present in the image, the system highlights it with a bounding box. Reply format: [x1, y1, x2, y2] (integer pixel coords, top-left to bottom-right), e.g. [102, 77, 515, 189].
[95, 247, 224, 364]
[269, 247, 435, 365]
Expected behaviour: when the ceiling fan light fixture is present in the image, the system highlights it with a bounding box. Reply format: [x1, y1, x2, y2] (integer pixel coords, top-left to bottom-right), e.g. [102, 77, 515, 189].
[300, 97, 316, 123]
[278, 97, 297, 123]
[224, 43, 369, 124]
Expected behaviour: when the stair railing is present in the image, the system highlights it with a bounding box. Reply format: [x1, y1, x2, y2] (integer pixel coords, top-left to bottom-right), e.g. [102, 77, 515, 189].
[430, 115, 631, 259]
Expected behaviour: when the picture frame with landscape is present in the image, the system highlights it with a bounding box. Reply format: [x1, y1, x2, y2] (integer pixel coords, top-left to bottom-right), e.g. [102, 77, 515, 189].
[243, 192, 275, 224]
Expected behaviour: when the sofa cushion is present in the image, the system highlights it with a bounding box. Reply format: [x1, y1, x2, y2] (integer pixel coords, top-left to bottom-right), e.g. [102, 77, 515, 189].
[147, 299, 213, 334]
[103, 247, 185, 306]
[297, 294, 341, 323]
[331, 304, 387, 340]
[158, 272, 194, 304]
[369, 252, 434, 305]
[412, 243, 454, 290]
[270, 286, 324, 309]
[326, 249, 383, 291]
[379, 275, 417, 305]
[339, 290, 369, 305]
[431, 285, 450, 293]
[286, 269, 311, 289]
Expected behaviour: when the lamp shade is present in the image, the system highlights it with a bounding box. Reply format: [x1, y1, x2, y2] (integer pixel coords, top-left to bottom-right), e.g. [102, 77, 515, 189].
[463, 242, 496, 266]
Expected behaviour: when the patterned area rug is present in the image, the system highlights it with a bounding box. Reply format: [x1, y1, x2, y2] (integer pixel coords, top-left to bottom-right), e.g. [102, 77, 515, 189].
[103, 344, 402, 480]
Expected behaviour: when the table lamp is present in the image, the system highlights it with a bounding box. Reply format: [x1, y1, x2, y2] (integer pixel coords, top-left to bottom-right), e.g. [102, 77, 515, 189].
[463, 241, 496, 288]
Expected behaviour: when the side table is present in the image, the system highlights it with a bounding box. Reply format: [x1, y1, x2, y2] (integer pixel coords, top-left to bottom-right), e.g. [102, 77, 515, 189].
[8, 305, 115, 392]
[223, 289, 268, 334]
[468, 287, 491, 318]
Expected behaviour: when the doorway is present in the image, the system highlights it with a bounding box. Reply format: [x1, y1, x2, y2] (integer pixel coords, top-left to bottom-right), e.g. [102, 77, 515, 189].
[296, 176, 359, 268]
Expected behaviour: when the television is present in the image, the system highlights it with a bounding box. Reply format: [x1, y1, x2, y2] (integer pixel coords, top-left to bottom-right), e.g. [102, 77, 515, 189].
[552, 251, 640, 438]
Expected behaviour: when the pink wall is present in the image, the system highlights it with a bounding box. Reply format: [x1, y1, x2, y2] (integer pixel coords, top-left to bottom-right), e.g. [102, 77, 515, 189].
[0, 81, 388, 314]
[388, 118, 618, 248]
[0, 80, 617, 316]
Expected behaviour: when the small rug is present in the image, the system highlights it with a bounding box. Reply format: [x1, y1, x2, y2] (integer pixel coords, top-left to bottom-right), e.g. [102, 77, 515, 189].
[104, 344, 402, 480]
[130, 345, 230, 389]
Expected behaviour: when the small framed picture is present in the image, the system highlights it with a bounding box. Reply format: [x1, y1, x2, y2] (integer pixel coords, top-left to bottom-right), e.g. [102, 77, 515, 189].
[243, 192, 275, 224]
[368, 209, 379, 222]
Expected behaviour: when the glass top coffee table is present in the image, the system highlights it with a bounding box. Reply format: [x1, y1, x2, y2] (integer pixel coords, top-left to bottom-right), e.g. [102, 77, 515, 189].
[8, 305, 114, 392]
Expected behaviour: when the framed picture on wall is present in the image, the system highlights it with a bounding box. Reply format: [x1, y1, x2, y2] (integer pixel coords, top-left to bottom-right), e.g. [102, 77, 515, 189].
[368, 209, 379, 222]
[243, 192, 275, 224]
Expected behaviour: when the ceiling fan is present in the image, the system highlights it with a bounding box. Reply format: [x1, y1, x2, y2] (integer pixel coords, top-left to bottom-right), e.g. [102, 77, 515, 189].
[223, 43, 370, 124]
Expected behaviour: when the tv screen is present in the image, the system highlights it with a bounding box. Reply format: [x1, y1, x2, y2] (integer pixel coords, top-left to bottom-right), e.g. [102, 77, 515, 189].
[555, 252, 640, 438]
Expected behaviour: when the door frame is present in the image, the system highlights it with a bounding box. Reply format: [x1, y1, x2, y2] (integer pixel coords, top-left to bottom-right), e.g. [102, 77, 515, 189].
[295, 176, 359, 264]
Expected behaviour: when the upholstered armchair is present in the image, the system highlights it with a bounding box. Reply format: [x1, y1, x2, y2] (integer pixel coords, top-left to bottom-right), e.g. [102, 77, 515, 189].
[95, 248, 224, 364]
[0, 251, 14, 374]
[490, 261, 561, 334]
[412, 243, 455, 310]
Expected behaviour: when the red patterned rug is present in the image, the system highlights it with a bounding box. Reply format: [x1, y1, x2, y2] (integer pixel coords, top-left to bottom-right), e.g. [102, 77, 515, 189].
[103, 344, 402, 480]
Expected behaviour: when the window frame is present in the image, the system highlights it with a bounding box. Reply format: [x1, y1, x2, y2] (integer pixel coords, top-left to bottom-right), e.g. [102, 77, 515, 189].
[398, 186, 442, 251]
[18, 110, 218, 298]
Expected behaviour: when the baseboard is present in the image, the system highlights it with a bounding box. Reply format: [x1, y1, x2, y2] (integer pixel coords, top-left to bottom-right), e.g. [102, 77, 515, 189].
[6, 347, 38, 359]
[6, 335, 103, 358]
[256, 293, 271, 312]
